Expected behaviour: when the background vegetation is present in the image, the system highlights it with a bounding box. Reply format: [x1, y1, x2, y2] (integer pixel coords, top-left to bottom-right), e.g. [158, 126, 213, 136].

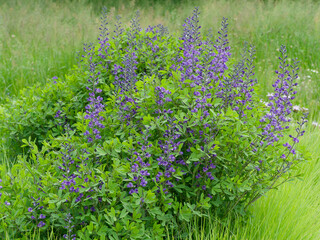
[0, 0, 320, 239]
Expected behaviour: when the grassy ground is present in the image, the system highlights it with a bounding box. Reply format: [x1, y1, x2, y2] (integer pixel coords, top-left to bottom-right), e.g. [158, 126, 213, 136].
[1, 0, 320, 239]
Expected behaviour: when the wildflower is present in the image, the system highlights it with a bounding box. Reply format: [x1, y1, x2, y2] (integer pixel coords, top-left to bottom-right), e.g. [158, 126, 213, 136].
[293, 105, 300, 112]
[292, 137, 299, 143]
[259, 46, 299, 146]
[129, 188, 138, 194]
[127, 182, 134, 188]
[55, 110, 62, 118]
[37, 221, 45, 228]
[52, 76, 58, 84]
[310, 69, 319, 74]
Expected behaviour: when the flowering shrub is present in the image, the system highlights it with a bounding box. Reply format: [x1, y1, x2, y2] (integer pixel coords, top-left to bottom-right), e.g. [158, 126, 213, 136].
[0, 8, 307, 239]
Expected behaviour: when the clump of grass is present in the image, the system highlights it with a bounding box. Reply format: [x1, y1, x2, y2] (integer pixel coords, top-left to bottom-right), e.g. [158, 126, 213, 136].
[241, 126, 320, 240]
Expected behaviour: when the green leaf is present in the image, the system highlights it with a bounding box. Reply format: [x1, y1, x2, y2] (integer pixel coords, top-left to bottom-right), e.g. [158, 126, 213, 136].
[96, 147, 107, 156]
[119, 209, 128, 219]
[179, 205, 192, 222]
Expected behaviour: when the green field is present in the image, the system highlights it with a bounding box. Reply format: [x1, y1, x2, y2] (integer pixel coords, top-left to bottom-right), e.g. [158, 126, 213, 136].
[1, 0, 320, 239]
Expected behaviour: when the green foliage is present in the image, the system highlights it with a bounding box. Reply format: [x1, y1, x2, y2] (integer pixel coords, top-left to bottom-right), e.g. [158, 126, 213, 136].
[0, 72, 87, 160]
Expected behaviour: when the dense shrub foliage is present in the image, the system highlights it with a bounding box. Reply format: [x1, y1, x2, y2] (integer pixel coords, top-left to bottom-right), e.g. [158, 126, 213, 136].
[0, 8, 307, 239]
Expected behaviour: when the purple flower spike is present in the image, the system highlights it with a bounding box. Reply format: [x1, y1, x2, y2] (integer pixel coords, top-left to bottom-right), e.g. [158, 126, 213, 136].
[259, 45, 299, 146]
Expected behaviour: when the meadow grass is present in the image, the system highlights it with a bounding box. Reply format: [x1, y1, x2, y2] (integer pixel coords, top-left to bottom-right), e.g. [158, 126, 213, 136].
[0, 0, 98, 100]
[1, 0, 320, 239]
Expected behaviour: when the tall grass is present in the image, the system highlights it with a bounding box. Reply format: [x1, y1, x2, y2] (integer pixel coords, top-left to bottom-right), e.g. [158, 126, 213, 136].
[235, 126, 320, 240]
[0, 0, 98, 100]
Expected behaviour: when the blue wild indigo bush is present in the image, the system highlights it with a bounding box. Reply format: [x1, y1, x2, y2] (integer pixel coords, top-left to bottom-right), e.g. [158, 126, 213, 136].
[0, 7, 308, 239]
